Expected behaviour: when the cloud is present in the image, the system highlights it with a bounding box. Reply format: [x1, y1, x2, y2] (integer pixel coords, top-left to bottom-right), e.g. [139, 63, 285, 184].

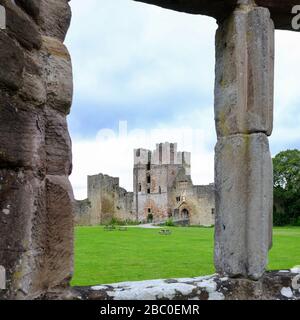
[70, 118, 215, 200]
[66, 0, 217, 137]
[66, 1, 300, 199]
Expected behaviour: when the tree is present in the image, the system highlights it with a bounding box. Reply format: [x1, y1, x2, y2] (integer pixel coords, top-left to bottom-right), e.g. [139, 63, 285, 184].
[273, 149, 300, 226]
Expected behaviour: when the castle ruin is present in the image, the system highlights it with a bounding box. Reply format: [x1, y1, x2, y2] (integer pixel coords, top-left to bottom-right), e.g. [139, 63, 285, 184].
[75, 142, 215, 226]
[1, 0, 299, 300]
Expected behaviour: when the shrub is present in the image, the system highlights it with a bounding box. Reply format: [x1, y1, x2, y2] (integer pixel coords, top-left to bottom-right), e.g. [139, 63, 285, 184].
[165, 218, 175, 227]
[106, 217, 139, 226]
[292, 217, 300, 226]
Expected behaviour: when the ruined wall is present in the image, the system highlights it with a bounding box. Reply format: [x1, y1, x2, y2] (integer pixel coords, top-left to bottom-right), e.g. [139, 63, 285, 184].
[115, 188, 134, 222]
[133, 143, 191, 222]
[192, 185, 215, 226]
[75, 174, 135, 225]
[170, 176, 215, 226]
[74, 199, 91, 226]
[134, 143, 214, 224]
[0, 0, 74, 299]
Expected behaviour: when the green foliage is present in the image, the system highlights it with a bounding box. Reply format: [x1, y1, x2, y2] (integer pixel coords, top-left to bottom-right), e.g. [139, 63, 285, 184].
[165, 218, 175, 227]
[71, 226, 300, 286]
[273, 149, 300, 226]
[106, 217, 139, 226]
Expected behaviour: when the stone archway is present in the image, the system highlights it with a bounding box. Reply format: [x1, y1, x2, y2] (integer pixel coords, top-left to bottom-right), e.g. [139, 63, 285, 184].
[0, 0, 299, 300]
[181, 208, 189, 219]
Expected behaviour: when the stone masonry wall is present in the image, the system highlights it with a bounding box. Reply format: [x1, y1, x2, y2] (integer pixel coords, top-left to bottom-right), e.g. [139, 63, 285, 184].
[0, 0, 74, 299]
[75, 174, 135, 225]
[74, 199, 91, 226]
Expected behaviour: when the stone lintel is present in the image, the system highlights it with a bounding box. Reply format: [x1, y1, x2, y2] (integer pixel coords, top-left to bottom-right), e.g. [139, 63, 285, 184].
[134, 0, 300, 32]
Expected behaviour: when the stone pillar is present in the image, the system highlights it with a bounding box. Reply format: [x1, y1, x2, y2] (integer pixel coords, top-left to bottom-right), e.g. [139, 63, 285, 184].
[214, 0, 274, 280]
[0, 0, 74, 299]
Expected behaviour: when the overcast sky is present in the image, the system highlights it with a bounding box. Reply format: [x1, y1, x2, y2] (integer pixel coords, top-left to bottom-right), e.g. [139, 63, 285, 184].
[65, 0, 300, 200]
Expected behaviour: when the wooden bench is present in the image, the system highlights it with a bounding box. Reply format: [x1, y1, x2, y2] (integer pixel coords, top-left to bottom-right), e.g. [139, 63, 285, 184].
[159, 229, 172, 235]
[104, 225, 116, 231]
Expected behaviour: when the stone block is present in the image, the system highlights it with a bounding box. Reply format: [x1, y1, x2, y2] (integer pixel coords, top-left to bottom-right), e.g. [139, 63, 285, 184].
[0, 93, 45, 172]
[0, 0, 42, 50]
[19, 72, 46, 106]
[0, 169, 46, 299]
[42, 175, 74, 289]
[214, 133, 273, 279]
[41, 36, 73, 114]
[0, 32, 24, 90]
[0, 266, 5, 290]
[0, 93, 45, 174]
[45, 107, 72, 176]
[15, 0, 41, 20]
[39, 0, 71, 41]
[214, 6, 274, 137]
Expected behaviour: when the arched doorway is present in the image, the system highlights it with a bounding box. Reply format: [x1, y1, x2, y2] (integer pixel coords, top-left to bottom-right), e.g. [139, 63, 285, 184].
[181, 208, 189, 220]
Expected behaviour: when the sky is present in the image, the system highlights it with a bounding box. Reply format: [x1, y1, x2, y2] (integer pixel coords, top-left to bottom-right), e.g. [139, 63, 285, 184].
[65, 0, 300, 200]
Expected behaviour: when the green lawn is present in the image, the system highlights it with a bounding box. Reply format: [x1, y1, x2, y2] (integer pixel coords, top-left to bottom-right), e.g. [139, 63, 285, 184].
[71, 226, 300, 286]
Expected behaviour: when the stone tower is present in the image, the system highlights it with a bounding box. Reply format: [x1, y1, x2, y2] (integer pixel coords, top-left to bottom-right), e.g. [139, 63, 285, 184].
[133, 142, 192, 222]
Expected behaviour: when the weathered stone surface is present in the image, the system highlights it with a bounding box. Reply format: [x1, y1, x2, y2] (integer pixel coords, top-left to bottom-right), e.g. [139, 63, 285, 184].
[135, 0, 300, 31]
[0, 93, 45, 171]
[0, 5, 6, 30]
[42, 175, 74, 290]
[0, 169, 46, 299]
[24, 51, 42, 77]
[214, 133, 273, 279]
[15, 0, 41, 20]
[45, 271, 300, 300]
[45, 107, 72, 176]
[0, 0, 74, 300]
[39, 0, 71, 41]
[0, 171, 74, 299]
[0, 32, 24, 90]
[214, 5, 274, 137]
[0, 266, 5, 290]
[0, 0, 42, 50]
[19, 50, 47, 106]
[41, 36, 73, 114]
[19, 73, 46, 106]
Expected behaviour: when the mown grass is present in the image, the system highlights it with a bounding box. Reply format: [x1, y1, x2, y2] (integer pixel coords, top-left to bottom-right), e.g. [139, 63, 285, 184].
[71, 226, 300, 286]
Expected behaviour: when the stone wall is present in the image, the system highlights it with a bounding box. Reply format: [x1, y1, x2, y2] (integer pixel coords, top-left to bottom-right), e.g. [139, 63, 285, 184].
[47, 270, 300, 300]
[75, 174, 135, 225]
[134, 143, 215, 225]
[74, 199, 91, 226]
[192, 185, 215, 225]
[0, 0, 296, 300]
[0, 0, 74, 299]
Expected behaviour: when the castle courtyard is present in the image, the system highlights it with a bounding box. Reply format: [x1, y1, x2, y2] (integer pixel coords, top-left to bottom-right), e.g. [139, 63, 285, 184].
[71, 226, 300, 286]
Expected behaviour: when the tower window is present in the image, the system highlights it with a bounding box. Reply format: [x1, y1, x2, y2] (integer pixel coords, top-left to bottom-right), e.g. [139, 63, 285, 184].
[147, 162, 151, 170]
[176, 196, 181, 202]
[148, 208, 151, 213]
[138, 184, 142, 192]
[212, 208, 215, 215]
[147, 188, 150, 194]
[147, 175, 151, 183]
[159, 186, 161, 194]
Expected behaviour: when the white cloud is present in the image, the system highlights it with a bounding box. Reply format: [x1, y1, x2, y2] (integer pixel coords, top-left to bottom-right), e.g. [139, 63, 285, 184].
[67, 1, 300, 199]
[66, 0, 217, 105]
[70, 117, 215, 200]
